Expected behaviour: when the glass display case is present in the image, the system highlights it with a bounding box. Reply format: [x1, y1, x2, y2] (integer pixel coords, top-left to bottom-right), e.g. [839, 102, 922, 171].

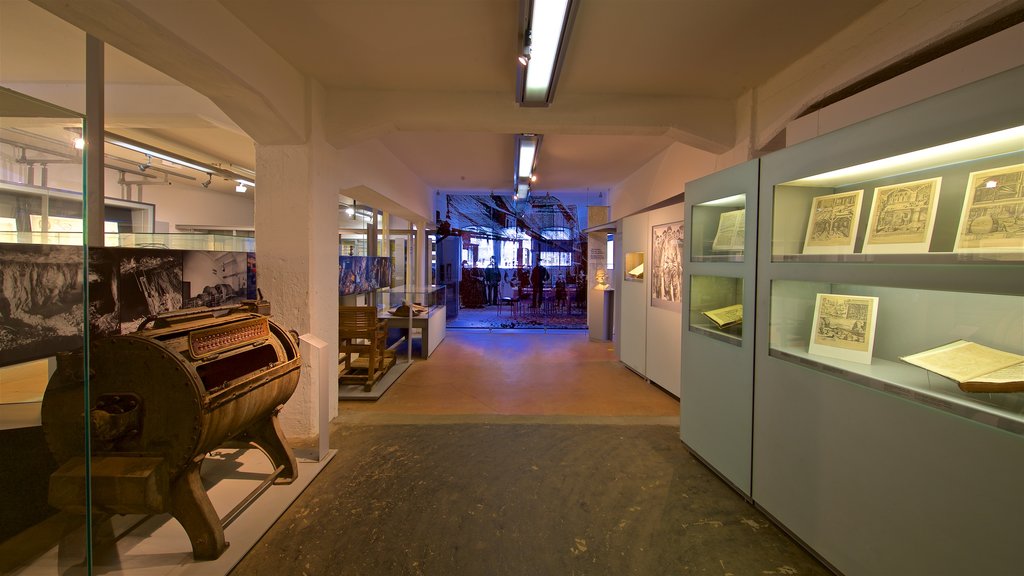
[688, 275, 743, 345]
[378, 284, 446, 314]
[772, 126, 1023, 263]
[769, 280, 1023, 432]
[376, 285, 447, 359]
[623, 251, 644, 281]
[690, 194, 746, 262]
[765, 123, 1024, 432]
[680, 158, 759, 497]
[752, 67, 1024, 576]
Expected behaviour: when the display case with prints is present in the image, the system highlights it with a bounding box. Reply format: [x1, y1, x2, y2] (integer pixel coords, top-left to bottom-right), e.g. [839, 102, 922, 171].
[753, 66, 1024, 576]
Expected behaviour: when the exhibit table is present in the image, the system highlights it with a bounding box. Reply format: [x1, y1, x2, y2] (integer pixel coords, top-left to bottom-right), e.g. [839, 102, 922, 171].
[379, 304, 447, 359]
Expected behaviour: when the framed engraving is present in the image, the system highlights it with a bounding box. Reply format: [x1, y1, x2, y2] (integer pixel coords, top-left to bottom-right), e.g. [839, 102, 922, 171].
[808, 293, 879, 364]
[711, 209, 745, 252]
[651, 222, 683, 311]
[802, 190, 863, 254]
[862, 177, 942, 254]
[954, 162, 1024, 253]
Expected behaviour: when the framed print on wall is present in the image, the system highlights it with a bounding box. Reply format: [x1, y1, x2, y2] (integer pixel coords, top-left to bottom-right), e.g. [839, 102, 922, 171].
[802, 190, 863, 255]
[862, 177, 942, 254]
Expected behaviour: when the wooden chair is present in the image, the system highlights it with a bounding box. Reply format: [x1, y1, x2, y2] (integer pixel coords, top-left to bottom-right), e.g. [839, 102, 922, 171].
[338, 305, 390, 391]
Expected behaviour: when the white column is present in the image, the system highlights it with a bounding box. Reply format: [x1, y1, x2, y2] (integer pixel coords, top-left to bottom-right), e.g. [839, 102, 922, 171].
[415, 220, 428, 289]
[254, 85, 340, 438]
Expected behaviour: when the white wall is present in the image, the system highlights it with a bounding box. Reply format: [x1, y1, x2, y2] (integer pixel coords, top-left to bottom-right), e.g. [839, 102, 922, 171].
[609, 143, 715, 221]
[787, 21, 1024, 145]
[337, 139, 432, 223]
[101, 168, 254, 233]
[618, 211, 648, 376]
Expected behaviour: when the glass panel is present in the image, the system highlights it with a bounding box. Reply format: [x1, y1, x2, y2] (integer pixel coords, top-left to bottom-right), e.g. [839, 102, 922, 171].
[691, 194, 746, 262]
[689, 275, 743, 345]
[772, 125, 1024, 262]
[769, 279, 1024, 434]
[0, 12, 89, 565]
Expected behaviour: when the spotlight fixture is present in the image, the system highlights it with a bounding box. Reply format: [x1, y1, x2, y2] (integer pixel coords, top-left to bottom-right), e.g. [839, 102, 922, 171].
[518, 30, 532, 66]
[201, 174, 212, 188]
[515, 0, 578, 106]
[73, 137, 85, 150]
[235, 178, 255, 193]
[346, 206, 356, 216]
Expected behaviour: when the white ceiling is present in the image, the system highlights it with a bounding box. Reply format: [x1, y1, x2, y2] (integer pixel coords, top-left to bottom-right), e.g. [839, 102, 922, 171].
[2, 0, 889, 196]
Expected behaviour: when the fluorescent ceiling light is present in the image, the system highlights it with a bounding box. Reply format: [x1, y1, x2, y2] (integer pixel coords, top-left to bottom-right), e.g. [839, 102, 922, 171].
[108, 138, 214, 174]
[517, 0, 577, 105]
[513, 133, 542, 194]
[700, 193, 745, 208]
[518, 139, 536, 178]
[787, 125, 1024, 187]
[516, 182, 531, 200]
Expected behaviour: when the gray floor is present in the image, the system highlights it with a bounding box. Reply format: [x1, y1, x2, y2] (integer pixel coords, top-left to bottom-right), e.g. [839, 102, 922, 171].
[229, 418, 830, 576]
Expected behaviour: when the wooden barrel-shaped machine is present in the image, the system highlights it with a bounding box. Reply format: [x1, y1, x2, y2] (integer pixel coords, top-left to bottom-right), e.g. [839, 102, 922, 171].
[41, 301, 301, 560]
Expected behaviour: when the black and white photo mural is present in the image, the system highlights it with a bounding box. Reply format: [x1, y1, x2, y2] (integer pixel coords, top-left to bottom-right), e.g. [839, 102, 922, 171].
[88, 247, 121, 339]
[182, 251, 248, 308]
[0, 244, 84, 366]
[117, 249, 183, 334]
[651, 221, 683, 312]
[0, 244, 257, 367]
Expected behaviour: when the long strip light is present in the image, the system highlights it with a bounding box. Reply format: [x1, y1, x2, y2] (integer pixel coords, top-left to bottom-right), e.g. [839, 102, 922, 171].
[105, 132, 255, 189]
[788, 124, 1024, 187]
[516, 0, 578, 106]
[513, 134, 542, 200]
[106, 136, 214, 174]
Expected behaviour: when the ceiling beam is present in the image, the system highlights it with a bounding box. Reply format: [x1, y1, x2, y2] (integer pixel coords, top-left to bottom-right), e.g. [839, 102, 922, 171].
[325, 89, 736, 154]
[29, 0, 308, 146]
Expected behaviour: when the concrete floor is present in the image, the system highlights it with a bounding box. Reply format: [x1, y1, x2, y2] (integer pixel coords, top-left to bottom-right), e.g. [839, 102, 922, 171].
[229, 332, 830, 576]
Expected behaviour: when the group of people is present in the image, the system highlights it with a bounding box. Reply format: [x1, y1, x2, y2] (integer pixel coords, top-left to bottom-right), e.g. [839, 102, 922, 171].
[468, 258, 570, 309]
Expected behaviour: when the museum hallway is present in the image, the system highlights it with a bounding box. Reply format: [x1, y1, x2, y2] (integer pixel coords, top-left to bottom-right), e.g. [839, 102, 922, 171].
[229, 332, 830, 575]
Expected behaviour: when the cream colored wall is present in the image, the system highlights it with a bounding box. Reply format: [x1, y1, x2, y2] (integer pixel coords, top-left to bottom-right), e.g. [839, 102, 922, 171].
[336, 139, 433, 223]
[608, 144, 715, 221]
[98, 168, 253, 233]
[787, 21, 1024, 145]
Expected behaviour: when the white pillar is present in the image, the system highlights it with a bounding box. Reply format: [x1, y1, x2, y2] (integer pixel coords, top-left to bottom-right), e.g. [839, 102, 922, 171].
[254, 84, 339, 440]
[415, 220, 428, 289]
